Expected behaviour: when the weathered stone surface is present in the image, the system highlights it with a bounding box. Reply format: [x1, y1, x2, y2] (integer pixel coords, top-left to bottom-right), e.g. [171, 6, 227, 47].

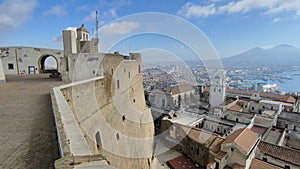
[52, 53, 154, 169]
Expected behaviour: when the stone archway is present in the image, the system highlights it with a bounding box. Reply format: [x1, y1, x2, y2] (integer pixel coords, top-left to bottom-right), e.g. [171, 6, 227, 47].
[38, 55, 59, 73]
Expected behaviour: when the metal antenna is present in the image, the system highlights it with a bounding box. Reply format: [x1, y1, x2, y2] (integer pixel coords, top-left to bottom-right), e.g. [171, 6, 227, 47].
[96, 10, 99, 39]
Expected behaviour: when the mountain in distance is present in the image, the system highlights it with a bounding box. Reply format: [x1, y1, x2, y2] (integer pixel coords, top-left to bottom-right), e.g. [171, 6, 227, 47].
[222, 44, 300, 67]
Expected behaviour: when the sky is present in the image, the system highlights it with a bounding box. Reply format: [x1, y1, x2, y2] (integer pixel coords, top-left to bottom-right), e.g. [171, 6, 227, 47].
[0, 0, 300, 59]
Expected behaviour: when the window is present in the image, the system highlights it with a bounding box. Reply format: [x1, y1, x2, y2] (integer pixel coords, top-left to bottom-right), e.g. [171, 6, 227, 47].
[116, 133, 120, 141]
[284, 165, 290, 169]
[252, 107, 255, 111]
[111, 68, 114, 75]
[196, 148, 199, 155]
[95, 131, 102, 148]
[117, 80, 120, 89]
[231, 147, 234, 152]
[263, 157, 267, 162]
[128, 72, 131, 78]
[162, 99, 165, 107]
[8, 63, 14, 70]
[236, 118, 239, 122]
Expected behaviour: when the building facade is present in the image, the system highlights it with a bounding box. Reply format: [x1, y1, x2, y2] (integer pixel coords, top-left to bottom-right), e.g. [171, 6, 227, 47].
[0, 46, 63, 75]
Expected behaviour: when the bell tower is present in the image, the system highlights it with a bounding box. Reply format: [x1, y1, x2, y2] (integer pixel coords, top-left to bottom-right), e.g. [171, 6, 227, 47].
[209, 73, 226, 108]
[76, 24, 90, 53]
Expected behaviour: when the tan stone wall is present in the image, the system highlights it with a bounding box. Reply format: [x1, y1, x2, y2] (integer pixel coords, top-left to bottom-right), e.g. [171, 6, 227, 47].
[0, 46, 63, 74]
[57, 53, 154, 169]
[0, 59, 5, 83]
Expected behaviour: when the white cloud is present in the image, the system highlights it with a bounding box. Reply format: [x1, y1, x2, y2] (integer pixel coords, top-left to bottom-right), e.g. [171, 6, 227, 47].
[109, 9, 117, 18]
[100, 21, 139, 36]
[178, 0, 300, 18]
[178, 3, 216, 17]
[272, 17, 280, 23]
[77, 4, 89, 11]
[43, 5, 67, 17]
[99, 0, 131, 8]
[219, 0, 277, 14]
[0, 0, 37, 32]
[83, 10, 96, 22]
[52, 36, 62, 42]
[267, 1, 300, 14]
[83, 9, 118, 23]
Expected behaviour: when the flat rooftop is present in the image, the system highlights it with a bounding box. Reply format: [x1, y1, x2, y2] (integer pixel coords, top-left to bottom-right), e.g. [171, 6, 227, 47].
[0, 74, 63, 168]
[164, 110, 204, 126]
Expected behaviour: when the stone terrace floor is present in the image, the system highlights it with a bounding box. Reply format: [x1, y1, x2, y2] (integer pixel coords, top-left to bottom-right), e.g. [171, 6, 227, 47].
[0, 74, 64, 169]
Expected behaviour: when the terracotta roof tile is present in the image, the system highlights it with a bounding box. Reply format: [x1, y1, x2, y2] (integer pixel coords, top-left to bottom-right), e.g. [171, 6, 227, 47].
[258, 141, 300, 166]
[233, 163, 245, 169]
[210, 137, 225, 153]
[204, 87, 296, 103]
[238, 99, 250, 103]
[250, 159, 282, 169]
[165, 84, 195, 95]
[223, 128, 259, 154]
[228, 104, 243, 112]
[167, 156, 198, 169]
[251, 125, 267, 135]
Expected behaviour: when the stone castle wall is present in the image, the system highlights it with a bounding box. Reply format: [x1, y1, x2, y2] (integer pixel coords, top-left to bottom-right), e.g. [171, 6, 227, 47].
[0, 59, 5, 83]
[51, 53, 154, 169]
[0, 46, 63, 74]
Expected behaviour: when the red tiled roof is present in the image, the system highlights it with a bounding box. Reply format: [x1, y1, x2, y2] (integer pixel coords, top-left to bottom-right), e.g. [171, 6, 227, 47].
[258, 141, 300, 166]
[223, 128, 259, 154]
[228, 104, 243, 112]
[167, 156, 198, 169]
[238, 99, 250, 103]
[177, 124, 218, 148]
[204, 87, 296, 104]
[210, 137, 225, 153]
[232, 163, 245, 169]
[207, 161, 215, 168]
[250, 159, 282, 169]
[165, 84, 195, 95]
[251, 125, 267, 135]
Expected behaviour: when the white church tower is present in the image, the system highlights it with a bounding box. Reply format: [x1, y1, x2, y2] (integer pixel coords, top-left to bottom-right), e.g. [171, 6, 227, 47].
[209, 73, 226, 108]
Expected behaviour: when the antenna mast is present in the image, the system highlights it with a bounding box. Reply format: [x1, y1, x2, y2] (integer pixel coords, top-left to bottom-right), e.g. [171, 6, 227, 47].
[96, 10, 99, 39]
